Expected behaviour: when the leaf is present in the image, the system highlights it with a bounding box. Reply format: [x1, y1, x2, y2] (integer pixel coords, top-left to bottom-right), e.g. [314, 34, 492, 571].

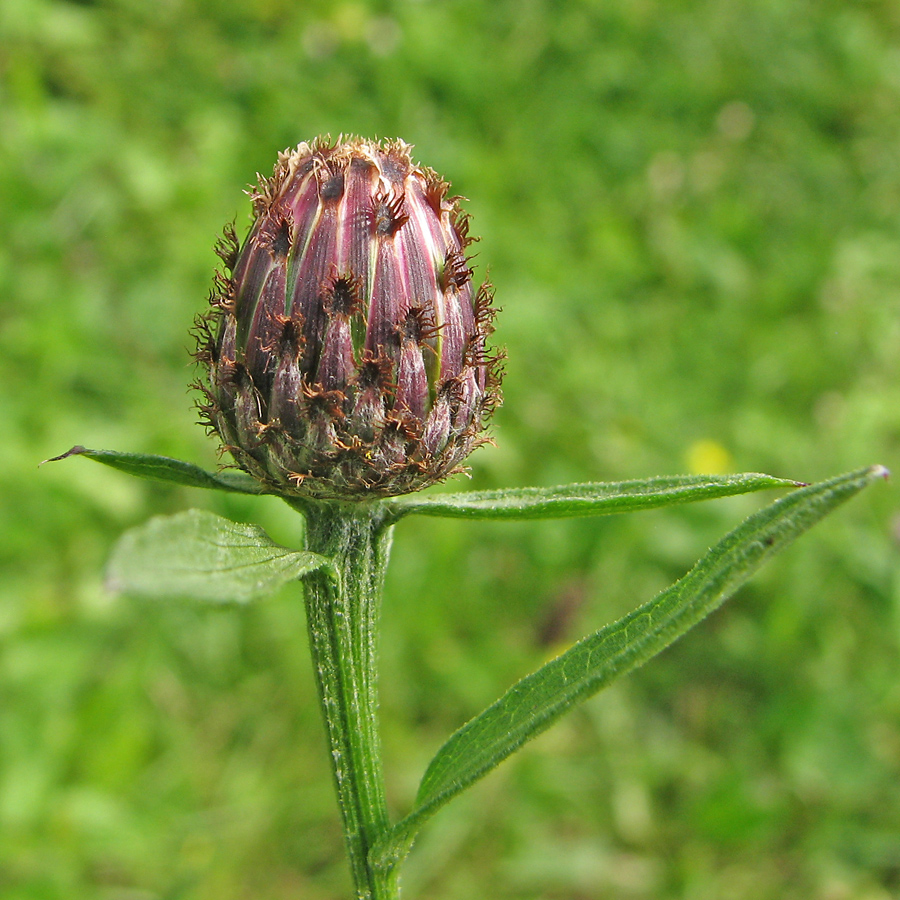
[106, 509, 333, 603]
[386, 472, 802, 521]
[44, 446, 266, 494]
[372, 465, 888, 867]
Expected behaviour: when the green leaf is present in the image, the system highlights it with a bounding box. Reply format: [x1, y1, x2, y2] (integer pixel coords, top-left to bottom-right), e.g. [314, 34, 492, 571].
[372, 465, 887, 867]
[386, 472, 802, 521]
[106, 509, 333, 603]
[44, 446, 266, 494]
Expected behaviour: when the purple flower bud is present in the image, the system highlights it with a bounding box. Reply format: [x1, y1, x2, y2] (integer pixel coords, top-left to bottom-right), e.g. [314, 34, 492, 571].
[194, 136, 502, 500]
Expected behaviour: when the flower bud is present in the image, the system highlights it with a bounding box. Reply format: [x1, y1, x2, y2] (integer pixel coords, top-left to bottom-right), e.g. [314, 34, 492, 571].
[194, 136, 502, 500]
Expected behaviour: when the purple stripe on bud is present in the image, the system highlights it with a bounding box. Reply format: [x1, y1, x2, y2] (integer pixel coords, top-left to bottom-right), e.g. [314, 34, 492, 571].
[317, 315, 356, 393]
[395, 339, 427, 421]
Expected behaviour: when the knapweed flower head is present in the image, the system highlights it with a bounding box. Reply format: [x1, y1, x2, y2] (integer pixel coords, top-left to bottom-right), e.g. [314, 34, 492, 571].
[194, 136, 502, 500]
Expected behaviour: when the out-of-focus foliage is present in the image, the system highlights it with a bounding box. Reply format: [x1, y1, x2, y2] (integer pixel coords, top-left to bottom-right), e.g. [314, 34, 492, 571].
[2, 1, 898, 898]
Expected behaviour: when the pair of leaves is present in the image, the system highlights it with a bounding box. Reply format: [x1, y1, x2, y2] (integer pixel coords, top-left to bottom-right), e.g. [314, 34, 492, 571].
[52, 448, 886, 863]
[50, 444, 801, 524]
[73, 446, 805, 601]
[376, 464, 885, 863]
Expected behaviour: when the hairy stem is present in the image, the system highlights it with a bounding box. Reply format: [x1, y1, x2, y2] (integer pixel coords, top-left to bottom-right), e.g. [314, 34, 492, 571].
[296, 499, 400, 900]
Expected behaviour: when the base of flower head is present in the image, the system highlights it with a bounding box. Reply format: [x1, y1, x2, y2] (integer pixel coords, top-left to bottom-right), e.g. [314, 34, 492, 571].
[195, 365, 501, 501]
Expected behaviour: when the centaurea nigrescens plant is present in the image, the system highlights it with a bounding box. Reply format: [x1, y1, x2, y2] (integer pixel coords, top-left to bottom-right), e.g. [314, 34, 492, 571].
[50, 137, 887, 900]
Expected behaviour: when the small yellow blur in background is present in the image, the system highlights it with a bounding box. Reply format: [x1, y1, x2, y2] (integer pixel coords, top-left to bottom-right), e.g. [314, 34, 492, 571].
[685, 439, 733, 475]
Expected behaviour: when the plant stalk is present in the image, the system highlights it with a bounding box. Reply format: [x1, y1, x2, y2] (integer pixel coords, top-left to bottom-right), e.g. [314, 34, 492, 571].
[296, 499, 400, 900]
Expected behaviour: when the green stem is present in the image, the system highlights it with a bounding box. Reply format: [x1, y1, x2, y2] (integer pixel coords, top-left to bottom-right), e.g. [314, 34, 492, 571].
[295, 499, 400, 900]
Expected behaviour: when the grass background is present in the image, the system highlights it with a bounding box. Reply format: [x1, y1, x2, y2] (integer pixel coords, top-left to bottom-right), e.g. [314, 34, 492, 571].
[2, 0, 899, 897]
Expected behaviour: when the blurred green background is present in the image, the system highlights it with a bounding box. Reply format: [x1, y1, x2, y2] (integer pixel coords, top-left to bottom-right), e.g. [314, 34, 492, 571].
[3, 0, 899, 897]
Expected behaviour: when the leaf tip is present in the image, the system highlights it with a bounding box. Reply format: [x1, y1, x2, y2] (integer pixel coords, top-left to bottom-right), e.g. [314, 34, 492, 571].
[40, 445, 88, 466]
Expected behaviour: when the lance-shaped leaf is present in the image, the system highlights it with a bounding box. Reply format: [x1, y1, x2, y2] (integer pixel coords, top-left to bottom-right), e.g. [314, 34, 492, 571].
[372, 465, 887, 868]
[107, 509, 334, 603]
[385, 472, 802, 522]
[44, 446, 266, 495]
